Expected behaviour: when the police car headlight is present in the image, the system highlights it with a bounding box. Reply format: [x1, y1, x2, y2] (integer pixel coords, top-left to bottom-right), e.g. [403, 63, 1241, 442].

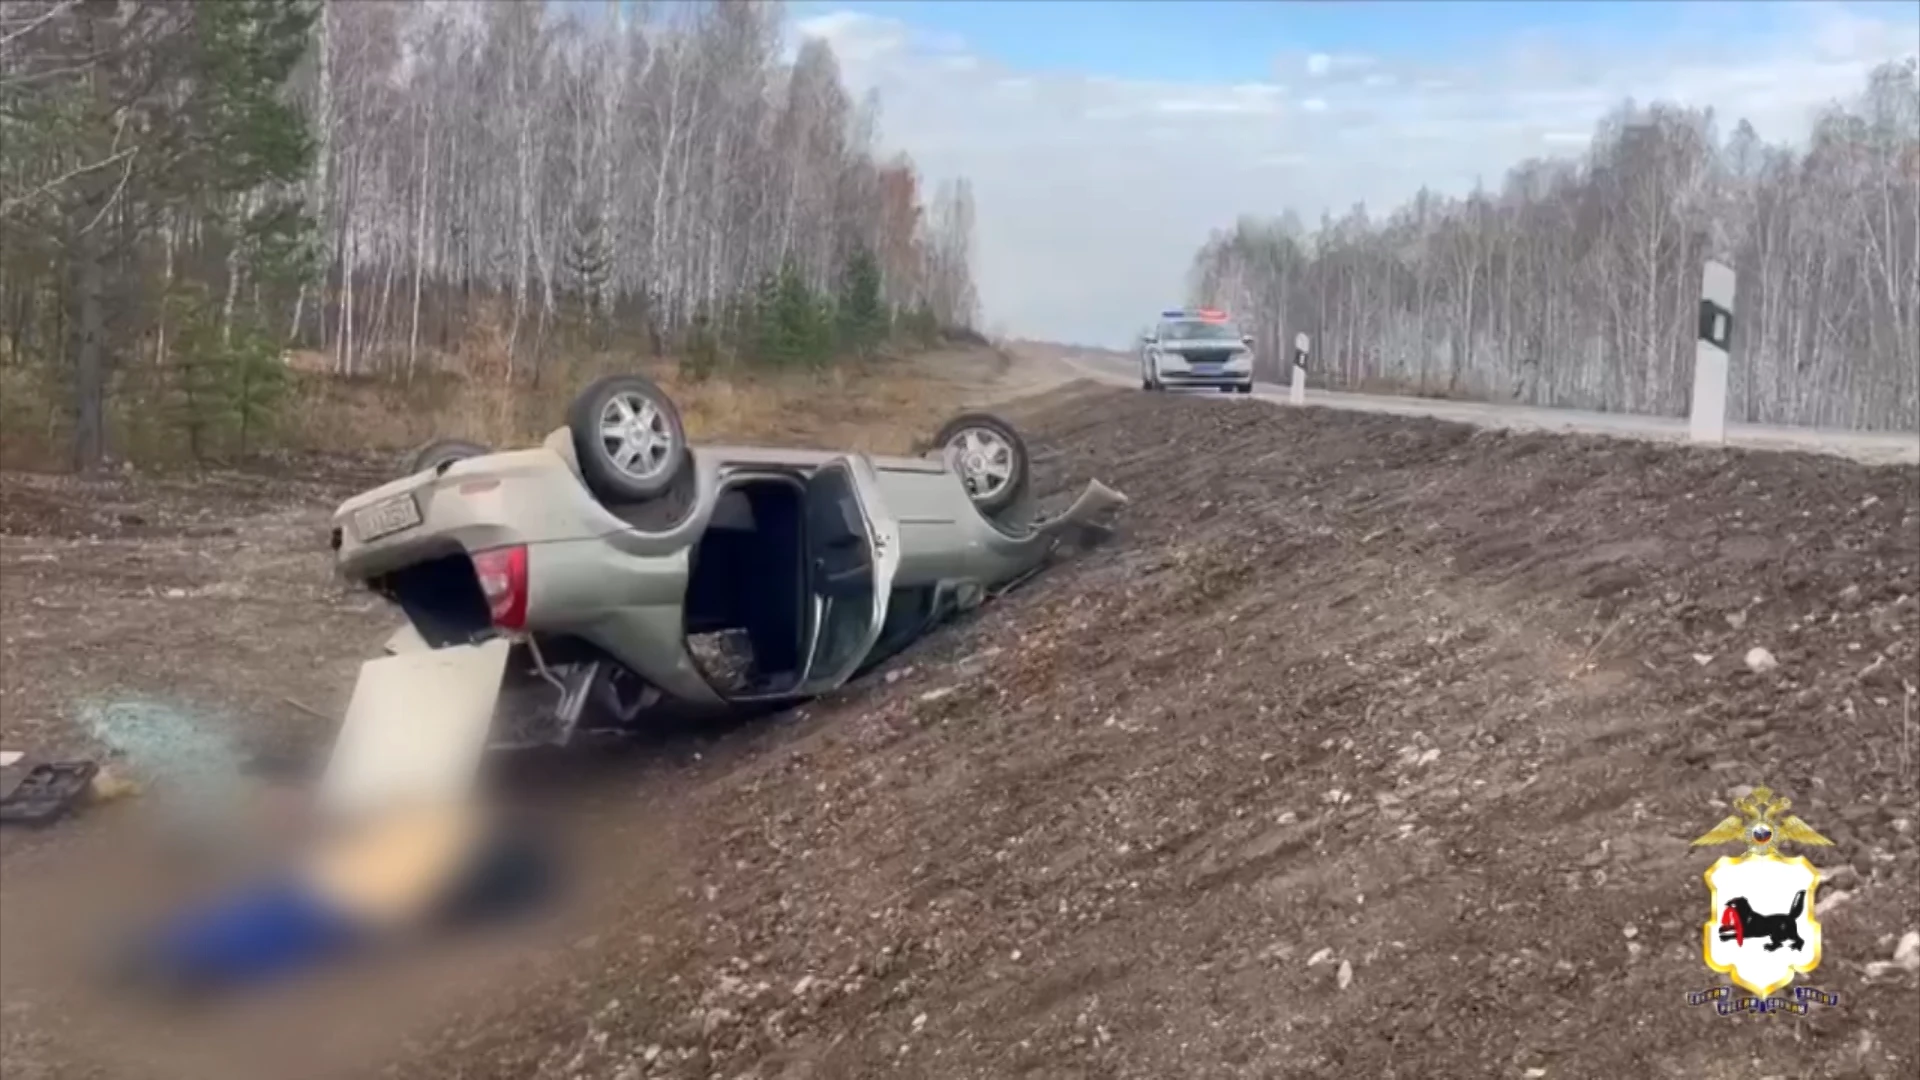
[1155, 351, 1186, 368]
[1226, 352, 1252, 370]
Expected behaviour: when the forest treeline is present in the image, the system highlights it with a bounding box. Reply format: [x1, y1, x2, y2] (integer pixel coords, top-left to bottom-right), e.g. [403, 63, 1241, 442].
[1189, 61, 1920, 432]
[1, 0, 981, 468]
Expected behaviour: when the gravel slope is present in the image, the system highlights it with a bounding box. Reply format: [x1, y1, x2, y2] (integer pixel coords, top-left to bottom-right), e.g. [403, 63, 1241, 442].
[2, 380, 1916, 1080]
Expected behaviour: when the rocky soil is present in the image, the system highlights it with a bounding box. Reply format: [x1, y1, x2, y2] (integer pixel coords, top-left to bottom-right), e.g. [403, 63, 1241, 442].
[2, 380, 1916, 1079]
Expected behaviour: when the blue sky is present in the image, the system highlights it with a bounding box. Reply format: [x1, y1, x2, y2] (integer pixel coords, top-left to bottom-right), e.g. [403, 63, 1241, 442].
[788, 1, 1917, 344]
[790, 0, 1817, 82]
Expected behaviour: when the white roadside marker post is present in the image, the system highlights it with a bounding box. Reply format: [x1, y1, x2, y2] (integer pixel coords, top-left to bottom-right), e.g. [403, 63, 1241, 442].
[1691, 260, 1735, 446]
[1291, 332, 1309, 406]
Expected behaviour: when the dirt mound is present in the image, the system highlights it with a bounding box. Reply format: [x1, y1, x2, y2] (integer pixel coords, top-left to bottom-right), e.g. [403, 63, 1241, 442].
[3, 385, 1915, 1079]
[383, 389, 1915, 1079]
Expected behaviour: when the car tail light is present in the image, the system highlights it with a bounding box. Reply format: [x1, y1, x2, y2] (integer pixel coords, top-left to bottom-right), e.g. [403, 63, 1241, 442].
[472, 545, 528, 630]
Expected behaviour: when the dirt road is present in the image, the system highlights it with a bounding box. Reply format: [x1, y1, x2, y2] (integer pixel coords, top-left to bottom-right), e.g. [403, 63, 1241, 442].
[2, 361, 1917, 1079]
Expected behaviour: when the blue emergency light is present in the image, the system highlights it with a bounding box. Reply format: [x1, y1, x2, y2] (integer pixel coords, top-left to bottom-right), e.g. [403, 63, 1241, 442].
[1160, 309, 1186, 318]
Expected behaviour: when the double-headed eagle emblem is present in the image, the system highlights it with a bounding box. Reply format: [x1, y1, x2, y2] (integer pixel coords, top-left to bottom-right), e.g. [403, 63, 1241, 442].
[1691, 786, 1834, 858]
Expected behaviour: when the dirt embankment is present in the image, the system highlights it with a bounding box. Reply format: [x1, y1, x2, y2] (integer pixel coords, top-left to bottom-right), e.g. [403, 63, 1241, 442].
[2, 379, 1917, 1079]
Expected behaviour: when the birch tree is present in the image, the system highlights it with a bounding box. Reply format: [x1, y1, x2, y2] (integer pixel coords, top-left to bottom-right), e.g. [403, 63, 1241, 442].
[2, 0, 983, 464]
[1189, 61, 1920, 431]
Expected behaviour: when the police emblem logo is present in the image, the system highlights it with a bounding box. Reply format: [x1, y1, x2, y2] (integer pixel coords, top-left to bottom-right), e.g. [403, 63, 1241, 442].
[1690, 786, 1834, 1001]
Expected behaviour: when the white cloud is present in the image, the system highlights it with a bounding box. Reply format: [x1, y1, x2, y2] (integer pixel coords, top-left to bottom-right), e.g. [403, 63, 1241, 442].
[1301, 52, 1375, 80]
[1152, 83, 1287, 116]
[792, 10, 906, 65]
[793, 4, 1920, 345]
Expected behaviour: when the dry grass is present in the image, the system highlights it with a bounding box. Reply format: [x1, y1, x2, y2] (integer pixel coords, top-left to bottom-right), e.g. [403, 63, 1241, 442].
[0, 297, 1023, 471]
[0, 341, 1008, 472]
[283, 350, 992, 460]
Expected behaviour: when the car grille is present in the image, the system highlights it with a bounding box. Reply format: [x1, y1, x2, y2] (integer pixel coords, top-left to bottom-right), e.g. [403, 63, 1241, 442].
[1179, 349, 1235, 365]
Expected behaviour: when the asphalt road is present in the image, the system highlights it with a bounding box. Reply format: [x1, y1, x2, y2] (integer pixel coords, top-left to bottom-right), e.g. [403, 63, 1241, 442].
[1060, 350, 1920, 466]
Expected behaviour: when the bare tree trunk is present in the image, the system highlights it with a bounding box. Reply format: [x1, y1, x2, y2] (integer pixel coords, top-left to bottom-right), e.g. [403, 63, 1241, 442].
[221, 192, 254, 344]
[305, 0, 331, 351]
[342, 228, 357, 376]
[408, 96, 434, 383]
[157, 213, 176, 365]
[69, 211, 108, 471]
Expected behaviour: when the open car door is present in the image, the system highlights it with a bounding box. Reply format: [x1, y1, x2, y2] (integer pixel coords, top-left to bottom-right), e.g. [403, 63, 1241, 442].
[795, 455, 899, 694]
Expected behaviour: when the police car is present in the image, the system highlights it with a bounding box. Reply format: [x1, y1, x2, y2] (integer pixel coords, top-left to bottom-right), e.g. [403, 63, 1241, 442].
[1139, 309, 1255, 394]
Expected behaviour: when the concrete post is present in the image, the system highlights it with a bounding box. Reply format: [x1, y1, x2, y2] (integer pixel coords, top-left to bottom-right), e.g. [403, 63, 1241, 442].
[1291, 332, 1310, 406]
[1691, 260, 1735, 445]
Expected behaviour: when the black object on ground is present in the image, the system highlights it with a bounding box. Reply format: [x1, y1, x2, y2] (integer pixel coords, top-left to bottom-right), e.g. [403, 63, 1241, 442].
[430, 818, 562, 929]
[0, 760, 100, 826]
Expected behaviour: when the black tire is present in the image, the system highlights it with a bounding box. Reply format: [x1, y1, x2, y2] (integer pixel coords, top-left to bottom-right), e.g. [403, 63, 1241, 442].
[567, 374, 689, 503]
[1236, 383, 1253, 395]
[407, 438, 489, 475]
[1217, 385, 1235, 394]
[932, 411, 1030, 516]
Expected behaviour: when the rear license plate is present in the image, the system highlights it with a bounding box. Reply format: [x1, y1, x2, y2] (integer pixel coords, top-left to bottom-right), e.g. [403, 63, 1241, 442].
[352, 494, 422, 541]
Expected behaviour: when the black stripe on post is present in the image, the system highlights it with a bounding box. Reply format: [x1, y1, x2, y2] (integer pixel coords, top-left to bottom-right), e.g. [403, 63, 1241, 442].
[1293, 348, 1308, 368]
[1698, 300, 1731, 351]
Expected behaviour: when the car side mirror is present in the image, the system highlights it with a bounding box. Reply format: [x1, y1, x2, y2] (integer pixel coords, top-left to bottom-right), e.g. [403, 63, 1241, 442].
[1241, 335, 1254, 346]
[1141, 335, 1157, 345]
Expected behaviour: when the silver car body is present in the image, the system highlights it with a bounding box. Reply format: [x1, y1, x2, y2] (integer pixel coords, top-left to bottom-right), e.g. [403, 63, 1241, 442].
[329, 427, 1125, 729]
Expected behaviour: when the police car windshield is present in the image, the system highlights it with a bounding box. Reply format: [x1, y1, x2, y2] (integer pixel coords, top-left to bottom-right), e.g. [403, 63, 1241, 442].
[1160, 320, 1240, 341]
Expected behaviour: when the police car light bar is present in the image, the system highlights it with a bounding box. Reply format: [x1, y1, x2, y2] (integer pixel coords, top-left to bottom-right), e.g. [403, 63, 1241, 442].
[1195, 308, 1228, 322]
[1160, 309, 1186, 318]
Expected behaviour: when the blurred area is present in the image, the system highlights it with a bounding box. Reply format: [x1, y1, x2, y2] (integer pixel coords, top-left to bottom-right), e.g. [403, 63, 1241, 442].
[2, 753, 595, 1080]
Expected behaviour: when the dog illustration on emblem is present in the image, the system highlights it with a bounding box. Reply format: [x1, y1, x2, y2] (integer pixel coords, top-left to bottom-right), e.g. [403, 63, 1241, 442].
[1691, 786, 1834, 997]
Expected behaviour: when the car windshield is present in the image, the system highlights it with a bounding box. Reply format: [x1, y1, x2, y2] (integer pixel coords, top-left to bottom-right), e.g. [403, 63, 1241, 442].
[1159, 320, 1241, 342]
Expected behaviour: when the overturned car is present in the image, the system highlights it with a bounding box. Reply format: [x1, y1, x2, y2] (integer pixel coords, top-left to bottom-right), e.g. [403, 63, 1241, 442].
[323, 373, 1125, 770]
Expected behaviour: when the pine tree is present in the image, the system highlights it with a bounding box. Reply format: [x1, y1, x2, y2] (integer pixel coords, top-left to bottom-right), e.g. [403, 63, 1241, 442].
[3, 0, 317, 468]
[162, 283, 289, 461]
[221, 317, 290, 458]
[901, 302, 940, 345]
[836, 247, 886, 356]
[683, 306, 722, 383]
[166, 287, 226, 462]
[564, 202, 612, 331]
[756, 261, 833, 368]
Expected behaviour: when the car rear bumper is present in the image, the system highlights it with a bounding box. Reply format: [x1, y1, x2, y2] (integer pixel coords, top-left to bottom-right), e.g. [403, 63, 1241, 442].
[331, 447, 609, 582]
